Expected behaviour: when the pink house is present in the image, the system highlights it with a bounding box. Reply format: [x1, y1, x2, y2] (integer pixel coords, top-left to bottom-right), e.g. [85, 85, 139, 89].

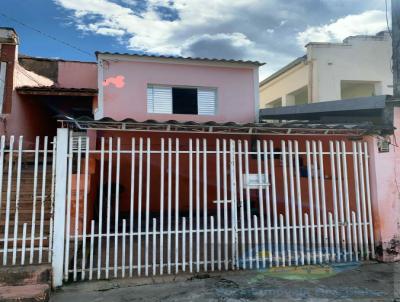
[95, 52, 262, 123]
[0, 27, 399, 288]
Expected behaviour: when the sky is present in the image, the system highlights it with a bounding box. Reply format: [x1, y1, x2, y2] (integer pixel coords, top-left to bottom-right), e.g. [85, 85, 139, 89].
[0, 0, 392, 80]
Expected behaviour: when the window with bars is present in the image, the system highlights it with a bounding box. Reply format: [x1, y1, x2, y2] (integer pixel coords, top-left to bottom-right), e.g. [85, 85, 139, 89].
[147, 85, 216, 115]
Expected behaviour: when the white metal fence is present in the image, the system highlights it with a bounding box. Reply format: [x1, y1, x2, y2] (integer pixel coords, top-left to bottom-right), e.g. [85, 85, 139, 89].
[0, 135, 55, 266]
[60, 134, 375, 282]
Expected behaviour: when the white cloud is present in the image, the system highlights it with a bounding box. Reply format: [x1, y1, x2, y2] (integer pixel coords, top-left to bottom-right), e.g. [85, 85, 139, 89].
[53, 0, 388, 79]
[297, 10, 388, 47]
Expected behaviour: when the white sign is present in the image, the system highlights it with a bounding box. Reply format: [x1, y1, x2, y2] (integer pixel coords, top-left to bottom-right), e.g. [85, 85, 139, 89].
[243, 174, 270, 189]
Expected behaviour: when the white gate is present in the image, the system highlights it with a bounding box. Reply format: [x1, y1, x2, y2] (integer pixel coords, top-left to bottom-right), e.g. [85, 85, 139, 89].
[55, 131, 375, 284]
[0, 135, 56, 267]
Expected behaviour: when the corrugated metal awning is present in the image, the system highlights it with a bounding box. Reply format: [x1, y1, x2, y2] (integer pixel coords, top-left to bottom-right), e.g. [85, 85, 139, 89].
[57, 116, 388, 136]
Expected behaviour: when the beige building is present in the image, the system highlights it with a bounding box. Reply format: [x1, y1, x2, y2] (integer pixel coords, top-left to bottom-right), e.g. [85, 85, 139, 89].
[260, 31, 393, 108]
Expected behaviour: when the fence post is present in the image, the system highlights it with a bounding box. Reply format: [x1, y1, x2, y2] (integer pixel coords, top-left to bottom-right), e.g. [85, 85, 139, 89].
[52, 128, 69, 288]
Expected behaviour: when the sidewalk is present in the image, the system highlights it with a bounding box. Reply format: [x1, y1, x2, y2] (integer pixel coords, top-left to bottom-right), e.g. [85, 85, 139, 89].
[51, 262, 399, 301]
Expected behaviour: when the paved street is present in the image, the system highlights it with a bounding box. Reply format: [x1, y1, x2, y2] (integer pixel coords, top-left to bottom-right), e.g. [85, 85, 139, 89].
[51, 262, 399, 301]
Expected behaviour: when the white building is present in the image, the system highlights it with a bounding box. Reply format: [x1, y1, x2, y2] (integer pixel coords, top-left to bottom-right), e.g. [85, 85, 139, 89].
[260, 31, 392, 108]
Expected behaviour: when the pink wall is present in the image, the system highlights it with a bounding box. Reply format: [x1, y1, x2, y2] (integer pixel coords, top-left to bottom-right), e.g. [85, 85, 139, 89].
[57, 61, 97, 89]
[100, 59, 257, 123]
[367, 106, 400, 261]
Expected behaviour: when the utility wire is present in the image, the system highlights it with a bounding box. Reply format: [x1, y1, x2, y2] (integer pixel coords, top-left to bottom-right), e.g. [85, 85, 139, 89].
[0, 12, 94, 58]
[386, 0, 392, 38]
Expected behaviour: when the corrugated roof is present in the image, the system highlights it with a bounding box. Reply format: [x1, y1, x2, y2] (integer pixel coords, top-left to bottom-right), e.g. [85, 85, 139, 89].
[58, 116, 379, 136]
[96, 51, 264, 66]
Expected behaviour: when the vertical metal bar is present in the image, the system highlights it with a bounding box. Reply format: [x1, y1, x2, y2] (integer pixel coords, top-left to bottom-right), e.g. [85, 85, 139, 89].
[97, 138, 105, 280]
[12, 136, 23, 265]
[114, 138, 121, 277]
[311, 141, 322, 263]
[281, 141, 291, 265]
[81, 137, 90, 280]
[317, 141, 328, 263]
[288, 141, 298, 266]
[256, 140, 266, 268]
[269, 141, 279, 267]
[238, 141, 246, 268]
[182, 217, 186, 272]
[262, 140, 272, 267]
[222, 139, 228, 270]
[195, 139, 200, 272]
[49, 136, 57, 264]
[216, 139, 221, 271]
[166, 138, 172, 274]
[210, 216, 215, 271]
[294, 141, 304, 265]
[230, 140, 238, 269]
[335, 141, 346, 261]
[363, 142, 375, 259]
[73, 137, 82, 281]
[0, 136, 5, 222]
[329, 141, 340, 262]
[152, 218, 156, 276]
[189, 139, 194, 273]
[63, 135, 73, 281]
[253, 215, 259, 270]
[357, 142, 369, 260]
[352, 142, 363, 259]
[48, 217, 53, 264]
[159, 138, 164, 275]
[38, 136, 48, 264]
[89, 220, 95, 281]
[29, 136, 38, 264]
[304, 213, 310, 265]
[3, 135, 14, 265]
[105, 137, 112, 279]
[328, 213, 334, 262]
[137, 138, 143, 276]
[122, 219, 126, 278]
[244, 140, 253, 268]
[175, 139, 180, 273]
[341, 141, 352, 261]
[144, 138, 151, 276]
[129, 138, 136, 277]
[280, 214, 285, 267]
[202, 139, 208, 272]
[352, 211, 359, 261]
[21, 223, 27, 265]
[52, 129, 69, 287]
[305, 141, 316, 264]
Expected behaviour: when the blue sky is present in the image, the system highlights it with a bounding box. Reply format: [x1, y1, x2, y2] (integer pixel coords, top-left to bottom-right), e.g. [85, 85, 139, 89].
[0, 0, 390, 79]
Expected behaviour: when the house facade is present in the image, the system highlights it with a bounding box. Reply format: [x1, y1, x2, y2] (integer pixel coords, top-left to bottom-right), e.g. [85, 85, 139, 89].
[260, 31, 392, 108]
[0, 27, 398, 290]
[96, 52, 262, 123]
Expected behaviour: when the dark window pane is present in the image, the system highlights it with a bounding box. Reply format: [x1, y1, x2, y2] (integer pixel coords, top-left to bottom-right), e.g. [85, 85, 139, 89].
[172, 88, 198, 114]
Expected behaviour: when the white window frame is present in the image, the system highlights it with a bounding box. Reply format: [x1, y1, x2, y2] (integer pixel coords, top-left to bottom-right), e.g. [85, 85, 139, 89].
[147, 84, 217, 116]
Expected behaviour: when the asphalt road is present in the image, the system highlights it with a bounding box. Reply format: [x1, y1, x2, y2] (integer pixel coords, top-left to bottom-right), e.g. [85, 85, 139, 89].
[51, 262, 399, 301]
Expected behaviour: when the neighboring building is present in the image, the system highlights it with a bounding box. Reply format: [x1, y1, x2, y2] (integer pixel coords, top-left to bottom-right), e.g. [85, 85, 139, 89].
[0, 27, 98, 146]
[259, 31, 392, 108]
[96, 52, 262, 123]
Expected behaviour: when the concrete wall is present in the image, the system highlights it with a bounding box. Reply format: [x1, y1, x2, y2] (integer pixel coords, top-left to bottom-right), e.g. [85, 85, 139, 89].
[367, 107, 400, 262]
[260, 62, 308, 108]
[260, 32, 392, 107]
[98, 56, 258, 123]
[58, 61, 97, 89]
[309, 33, 392, 102]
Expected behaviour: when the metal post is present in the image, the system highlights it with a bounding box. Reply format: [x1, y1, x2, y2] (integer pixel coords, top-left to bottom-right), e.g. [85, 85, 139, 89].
[392, 0, 400, 97]
[51, 129, 69, 288]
